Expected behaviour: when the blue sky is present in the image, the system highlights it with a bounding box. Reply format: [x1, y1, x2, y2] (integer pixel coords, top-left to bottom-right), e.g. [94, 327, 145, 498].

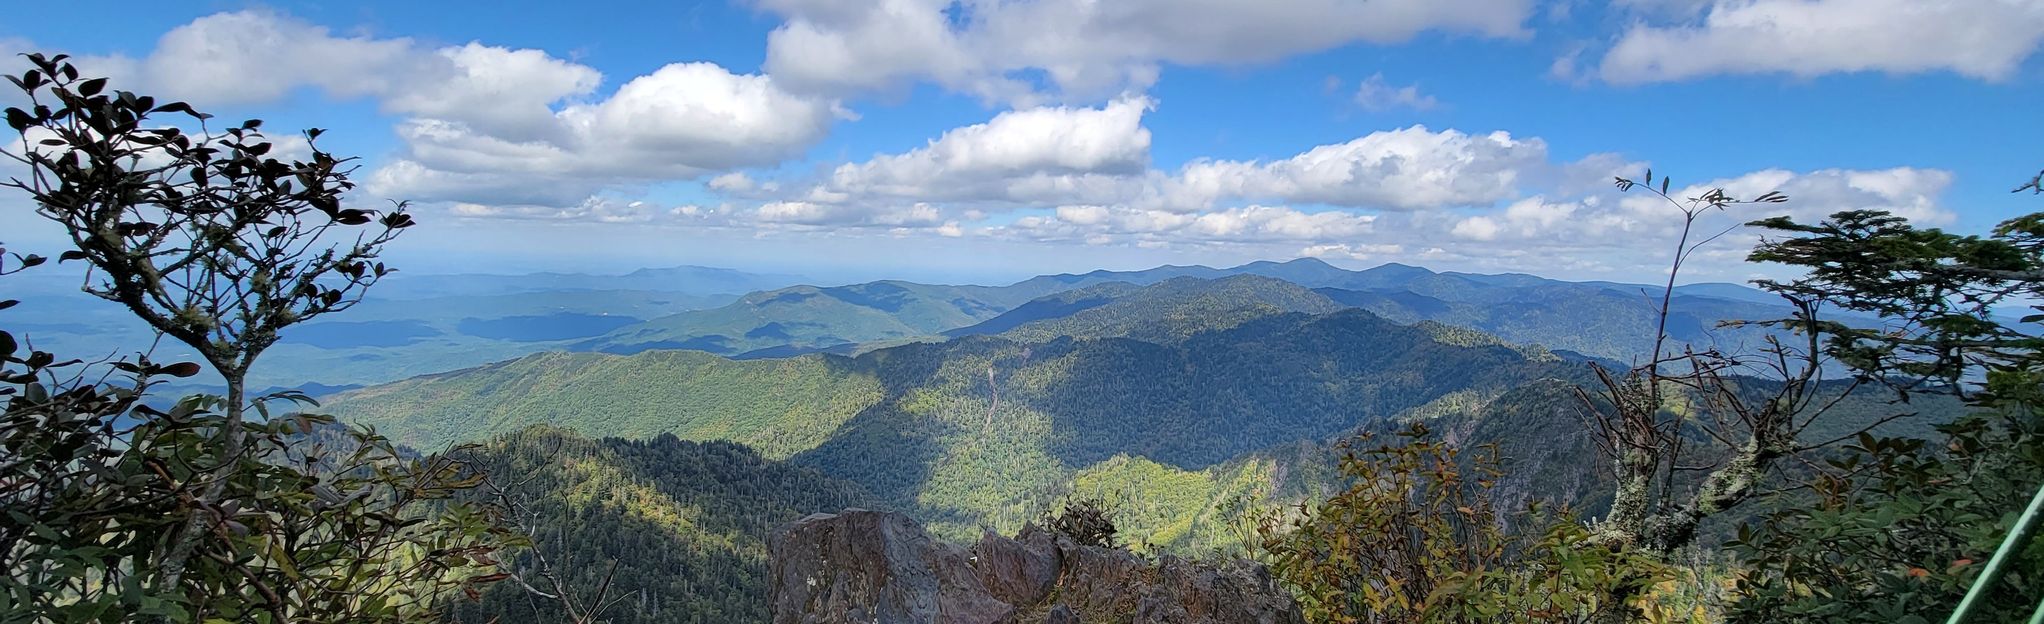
[4, 0, 2042, 285]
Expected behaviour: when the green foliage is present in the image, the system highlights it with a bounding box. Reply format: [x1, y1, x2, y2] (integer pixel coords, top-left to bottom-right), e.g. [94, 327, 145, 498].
[328, 300, 1573, 546]
[1256, 424, 1669, 624]
[325, 281, 1950, 559]
[1727, 207, 2044, 623]
[1, 53, 413, 380]
[0, 55, 518, 623]
[1066, 453, 1293, 554]
[0, 377, 519, 622]
[1038, 498, 1121, 549]
[586, 280, 1060, 356]
[994, 275, 1347, 343]
[326, 350, 886, 459]
[442, 426, 870, 624]
[1749, 209, 2044, 391]
[1725, 412, 2043, 623]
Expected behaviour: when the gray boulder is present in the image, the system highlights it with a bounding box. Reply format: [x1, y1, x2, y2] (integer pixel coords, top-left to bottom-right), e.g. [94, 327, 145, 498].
[768, 509, 1014, 624]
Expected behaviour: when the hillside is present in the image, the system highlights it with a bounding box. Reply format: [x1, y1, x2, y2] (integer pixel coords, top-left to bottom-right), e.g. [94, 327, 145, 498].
[444, 427, 871, 624]
[964, 275, 1347, 343]
[329, 293, 1577, 543]
[327, 350, 886, 460]
[579, 280, 1066, 356]
[569, 258, 1806, 363]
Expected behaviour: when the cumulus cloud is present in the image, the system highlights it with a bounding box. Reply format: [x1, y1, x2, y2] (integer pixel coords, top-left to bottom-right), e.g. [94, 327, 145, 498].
[1452, 196, 1585, 240]
[1162, 127, 1558, 211]
[47, 11, 837, 210]
[1596, 0, 2044, 83]
[1415, 166, 1958, 279]
[747, 103, 1606, 240]
[1000, 205, 1379, 245]
[1631, 167, 1957, 226]
[443, 197, 664, 223]
[367, 62, 833, 205]
[718, 93, 1650, 252]
[756, 0, 1535, 103]
[820, 96, 1155, 202]
[1352, 73, 1439, 111]
[1302, 243, 1408, 260]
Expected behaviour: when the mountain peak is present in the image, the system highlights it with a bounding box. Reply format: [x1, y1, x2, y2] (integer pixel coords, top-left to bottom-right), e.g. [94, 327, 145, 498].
[1282, 257, 1338, 268]
[1363, 261, 1432, 274]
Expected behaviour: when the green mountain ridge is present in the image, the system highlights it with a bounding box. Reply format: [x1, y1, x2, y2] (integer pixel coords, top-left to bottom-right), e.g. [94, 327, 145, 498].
[580, 280, 1069, 356]
[981, 275, 1348, 343]
[330, 350, 886, 460]
[328, 283, 1580, 544]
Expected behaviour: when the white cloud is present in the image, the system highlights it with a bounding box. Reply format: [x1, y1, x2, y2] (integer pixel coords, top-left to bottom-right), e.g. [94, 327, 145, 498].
[1451, 216, 1502, 240]
[1163, 127, 1552, 211]
[709, 172, 758, 193]
[133, 11, 421, 104]
[1414, 166, 1959, 278]
[756, 200, 845, 225]
[1672, 167, 1957, 225]
[1001, 204, 1379, 245]
[367, 61, 834, 206]
[754, 110, 1594, 235]
[822, 96, 1154, 201]
[383, 43, 602, 141]
[1597, 0, 2044, 83]
[1353, 73, 1439, 111]
[441, 196, 662, 223]
[1302, 243, 1407, 260]
[757, 0, 1535, 103]
[39, 11, 837, 213]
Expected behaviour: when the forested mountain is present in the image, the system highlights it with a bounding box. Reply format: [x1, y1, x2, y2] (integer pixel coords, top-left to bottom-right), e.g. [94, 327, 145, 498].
[444, 427, 871, 624]
[993, 259, 1800, 362]
[958, 275, 1347, 342]
[328, 349, 885, 459]
[578, 280, 1071, 356]
[570, 258, 1805, 363]
[328, 284, 1583, 544]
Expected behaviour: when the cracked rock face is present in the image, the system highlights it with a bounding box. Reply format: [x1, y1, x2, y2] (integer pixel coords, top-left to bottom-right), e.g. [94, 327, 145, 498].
[769, 509, 1304, 624]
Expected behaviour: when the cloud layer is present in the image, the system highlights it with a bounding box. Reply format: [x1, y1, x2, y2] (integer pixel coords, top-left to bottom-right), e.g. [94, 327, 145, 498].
[1595, 0, 2044, 83]
[757, 0, 1535, 103]
[36, 11, 837, 207]
[0, 5, 1992, 282]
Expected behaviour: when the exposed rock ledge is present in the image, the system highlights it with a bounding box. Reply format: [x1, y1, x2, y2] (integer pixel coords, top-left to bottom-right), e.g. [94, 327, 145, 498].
[769, 508, 1303, 624]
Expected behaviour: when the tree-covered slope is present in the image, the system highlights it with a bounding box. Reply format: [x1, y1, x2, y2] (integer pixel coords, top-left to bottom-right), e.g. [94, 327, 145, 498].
[325, 350, 886, 459]
[787, 307, 1574, 539]
[328, 297, 1575, 544]
[444, 427, 871, 624]
[579, 280, 1065, 356]
[963, 275, 1348, 343]
[1315, 283, 1789, 361]
[959, 258, 1800, 363]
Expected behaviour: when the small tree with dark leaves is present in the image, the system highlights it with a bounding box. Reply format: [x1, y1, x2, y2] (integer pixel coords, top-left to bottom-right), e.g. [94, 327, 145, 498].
[1721, 198, 2044, 623]
[1, 52, 416, 590]
[0, 53, 522, 623]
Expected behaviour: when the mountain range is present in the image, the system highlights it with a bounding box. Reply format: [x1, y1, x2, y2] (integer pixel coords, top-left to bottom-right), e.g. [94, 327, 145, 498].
[573, 258, 1801, 365]
[301, 259, 1965, 624]
[325, 268, 1921, 547]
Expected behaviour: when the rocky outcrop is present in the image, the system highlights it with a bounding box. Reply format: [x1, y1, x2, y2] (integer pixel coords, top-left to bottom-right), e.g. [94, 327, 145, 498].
[770, 509, 1304, 624]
